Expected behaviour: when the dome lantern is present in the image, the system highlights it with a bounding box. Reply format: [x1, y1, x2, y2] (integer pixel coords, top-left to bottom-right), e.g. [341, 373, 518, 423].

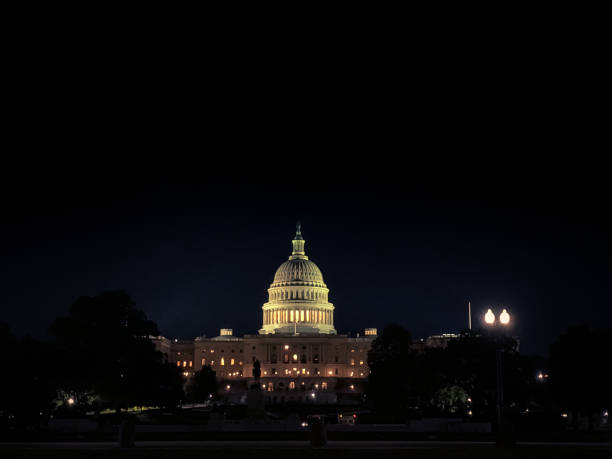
[290, 220, 307, 259]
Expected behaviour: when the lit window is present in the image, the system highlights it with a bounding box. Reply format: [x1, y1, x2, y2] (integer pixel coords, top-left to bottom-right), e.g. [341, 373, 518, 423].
[289, 381, 295, 389]
[292, 354, 298, 362]
[176, 361, 181, 367]
[230, 358, 235, 366]
[328, 370, 333, 375]
[210, 349, 214, 353]
[302, 368, 306, 374]
[202, 358, 206, 366]
[189, 361, 193, 367]
[183, 361, 187, 367]
[290, 310, 294, 322]
[221, 357, 225, 366]
[350, 359, 355, 366]
[300, 310, 304, 322]
[268, 382, 273, 392]
[284, 345, 289, 350]
[350, 371, 354, 377]
[359, 361, 364, 365]
[322, 382, 327, 390]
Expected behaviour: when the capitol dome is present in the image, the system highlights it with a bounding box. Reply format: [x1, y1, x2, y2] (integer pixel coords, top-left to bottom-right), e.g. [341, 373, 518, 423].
[259, 223, 336, 335]
[272, 258, 325, 286]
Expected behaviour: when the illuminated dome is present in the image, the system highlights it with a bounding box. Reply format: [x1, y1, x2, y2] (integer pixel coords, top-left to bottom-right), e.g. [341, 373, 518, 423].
[272, 259, 325, 286]
[259, 223, 336, 335]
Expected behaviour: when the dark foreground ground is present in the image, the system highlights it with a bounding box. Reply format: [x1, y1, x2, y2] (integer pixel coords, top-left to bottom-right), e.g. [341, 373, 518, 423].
[1, 441, 611, 459]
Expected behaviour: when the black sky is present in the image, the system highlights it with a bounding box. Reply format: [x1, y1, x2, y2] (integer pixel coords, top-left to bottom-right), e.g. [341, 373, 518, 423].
[1, 23, 609, 357]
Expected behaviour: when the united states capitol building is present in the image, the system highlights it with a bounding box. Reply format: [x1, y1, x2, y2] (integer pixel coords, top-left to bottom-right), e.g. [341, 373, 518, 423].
[152, 224, 378, 404]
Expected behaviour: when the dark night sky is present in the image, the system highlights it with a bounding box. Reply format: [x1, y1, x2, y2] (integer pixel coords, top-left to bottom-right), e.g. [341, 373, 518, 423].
[1, 27, 609, 357]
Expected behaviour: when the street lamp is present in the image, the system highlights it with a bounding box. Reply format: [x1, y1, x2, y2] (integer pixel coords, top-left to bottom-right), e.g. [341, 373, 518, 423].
[483, 308, 511, 432]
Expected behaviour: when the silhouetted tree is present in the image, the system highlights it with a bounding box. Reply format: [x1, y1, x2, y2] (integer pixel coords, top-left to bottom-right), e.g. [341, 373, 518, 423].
[367, 324, 414, 421]
[185, 365, 218, 402]
[49, 291, 183, 410]
[549, 325, 612, 430]
[0, 323, 57, 426]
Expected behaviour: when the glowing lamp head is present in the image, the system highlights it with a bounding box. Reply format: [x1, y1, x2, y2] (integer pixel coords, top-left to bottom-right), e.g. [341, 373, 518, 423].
[500, 309, 510, 325]
[484, 309, 495, 325]
[67, 397, 75, 405]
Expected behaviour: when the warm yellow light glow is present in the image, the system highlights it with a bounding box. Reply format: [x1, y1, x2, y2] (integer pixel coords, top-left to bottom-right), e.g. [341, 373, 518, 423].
[292, 354, 298, 361]
[220, 357, 225, 366]
[500, 309, 510, 325]
[284, 345, 289, 350]
[230, 358, 235, 366]
[485, 309, 495, 324]
[67, 397, 75, 405]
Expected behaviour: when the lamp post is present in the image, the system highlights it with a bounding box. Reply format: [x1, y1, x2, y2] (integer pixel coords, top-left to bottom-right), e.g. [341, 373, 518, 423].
[483, 308, 511, 430]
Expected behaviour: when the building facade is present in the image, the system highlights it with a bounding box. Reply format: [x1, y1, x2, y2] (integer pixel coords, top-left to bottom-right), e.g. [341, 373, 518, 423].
[152, 224, 377, 404]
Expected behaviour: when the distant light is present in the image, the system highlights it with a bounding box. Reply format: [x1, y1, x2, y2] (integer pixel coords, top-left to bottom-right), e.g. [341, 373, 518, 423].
[603, 411, 609, 417]
[467, 397, 472, 403]
[485, 309, 495, 325]
[67, 398, 75, 405]
[349, 384, 355, 390]
[352, 413, 357, 419]
[226, 385, 230, 391]
[500, 309, 510, 325]
[561, 413, 568, 418]
[301, 421, 308, 427]
[468, 410, 473, 416]
[311, 392, 315, 398]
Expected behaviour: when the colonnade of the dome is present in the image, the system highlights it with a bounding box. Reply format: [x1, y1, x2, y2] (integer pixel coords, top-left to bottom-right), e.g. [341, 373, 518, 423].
[262, 308, 334, 326]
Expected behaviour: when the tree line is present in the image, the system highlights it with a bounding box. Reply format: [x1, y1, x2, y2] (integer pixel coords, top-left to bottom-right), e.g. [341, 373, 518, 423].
[366, 323, 612, 430]
[0, 291, 216, 429]
[1, 290, 610, 431]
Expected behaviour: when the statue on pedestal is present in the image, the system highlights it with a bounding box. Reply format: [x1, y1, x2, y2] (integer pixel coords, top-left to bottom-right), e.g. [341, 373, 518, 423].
[247, 359, 265, 421]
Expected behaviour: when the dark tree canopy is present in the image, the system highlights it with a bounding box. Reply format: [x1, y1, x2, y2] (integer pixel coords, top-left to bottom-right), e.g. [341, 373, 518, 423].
[0, 323, 58, 425]
[549, 325, 612, 421]
[367, 324, 414, 421]
[49, 290, 182, 410]
[367, 325, 537, 423]
[185, 365, 218, 402]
